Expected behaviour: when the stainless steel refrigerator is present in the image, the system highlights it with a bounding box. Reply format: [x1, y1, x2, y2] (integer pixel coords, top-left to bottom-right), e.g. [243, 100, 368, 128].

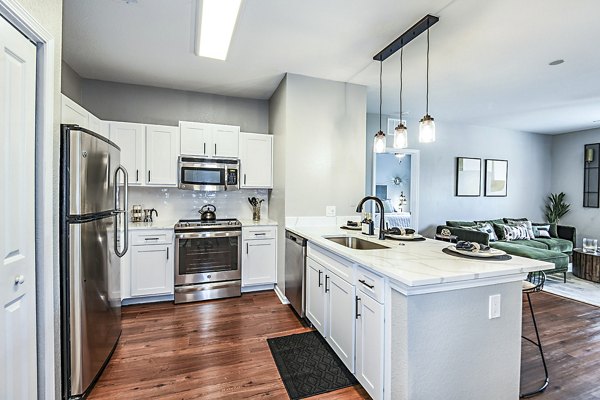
[60, 124, 129, 399]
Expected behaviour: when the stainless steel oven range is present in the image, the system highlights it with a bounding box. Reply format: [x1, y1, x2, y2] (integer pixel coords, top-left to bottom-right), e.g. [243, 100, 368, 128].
[174, 218, 242, 304]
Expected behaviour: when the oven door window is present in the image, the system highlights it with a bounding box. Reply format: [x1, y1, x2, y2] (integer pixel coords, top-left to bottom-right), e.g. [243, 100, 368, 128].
[181, 167, 225, 186]
[178, 237, 239, 275]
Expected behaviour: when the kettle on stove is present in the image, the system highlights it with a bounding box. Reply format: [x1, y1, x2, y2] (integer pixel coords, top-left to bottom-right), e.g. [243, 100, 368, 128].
[199, 204, 217, 221]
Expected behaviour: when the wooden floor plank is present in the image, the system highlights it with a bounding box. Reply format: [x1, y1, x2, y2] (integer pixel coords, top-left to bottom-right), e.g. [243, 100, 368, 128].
[88, 290, 600, 399]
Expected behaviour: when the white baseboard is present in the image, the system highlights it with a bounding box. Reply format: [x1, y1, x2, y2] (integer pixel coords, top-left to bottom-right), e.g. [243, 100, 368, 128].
[274, 284, 289, 304]
[242, 284, 274, 293]
[122, 294, 174, 306]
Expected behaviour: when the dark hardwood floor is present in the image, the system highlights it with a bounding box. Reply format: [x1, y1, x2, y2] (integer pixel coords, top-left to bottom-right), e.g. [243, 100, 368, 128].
[89, 290, 600, 399]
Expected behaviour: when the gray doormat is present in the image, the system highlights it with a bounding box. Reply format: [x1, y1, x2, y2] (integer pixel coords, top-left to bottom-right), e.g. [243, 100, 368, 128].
[267, 331, 358, 400]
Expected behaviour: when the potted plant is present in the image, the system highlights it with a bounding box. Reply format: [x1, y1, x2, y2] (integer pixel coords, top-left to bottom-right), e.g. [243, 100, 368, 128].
[545, 192, 570, 223]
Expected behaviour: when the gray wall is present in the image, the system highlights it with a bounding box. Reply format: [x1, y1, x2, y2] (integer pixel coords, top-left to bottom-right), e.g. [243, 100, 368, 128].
[551, 128, 600, 246]
[366, 113, 553, 236]
[81, 79, 269, 132]
[61, 61, 83, 103]
[268, 74, 367, 292]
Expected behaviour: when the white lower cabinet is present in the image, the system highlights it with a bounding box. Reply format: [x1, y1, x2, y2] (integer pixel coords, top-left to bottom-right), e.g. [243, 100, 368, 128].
[356, 287, 384, 400]
[129, 230, 174, 298]
[241, 226, 277, 287]
[306, 254, 356, 372]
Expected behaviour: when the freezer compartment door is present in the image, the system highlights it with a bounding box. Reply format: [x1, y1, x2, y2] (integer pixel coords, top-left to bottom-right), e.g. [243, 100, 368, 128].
[67, 127, 120, 216]
[68, 217, 121, 397]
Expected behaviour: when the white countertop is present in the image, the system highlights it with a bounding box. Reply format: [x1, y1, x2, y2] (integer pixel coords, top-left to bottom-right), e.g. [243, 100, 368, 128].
[129, 219, 178, 230]
[239, 218, 278, 227]
[287, 226, 551, 290]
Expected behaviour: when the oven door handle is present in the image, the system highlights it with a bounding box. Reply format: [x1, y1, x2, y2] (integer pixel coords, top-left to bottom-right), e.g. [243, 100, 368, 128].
[175, 231, 241, 239]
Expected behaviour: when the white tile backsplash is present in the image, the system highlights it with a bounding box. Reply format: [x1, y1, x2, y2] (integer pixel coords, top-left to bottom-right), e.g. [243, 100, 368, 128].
[128, 187, 269, 222]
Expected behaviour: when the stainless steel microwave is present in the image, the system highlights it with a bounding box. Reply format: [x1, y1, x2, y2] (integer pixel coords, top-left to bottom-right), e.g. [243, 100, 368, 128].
[178, 156, 240, 191]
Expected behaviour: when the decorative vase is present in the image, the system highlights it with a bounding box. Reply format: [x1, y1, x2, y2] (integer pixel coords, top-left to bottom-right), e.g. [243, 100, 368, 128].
[252, 206, 261, 221]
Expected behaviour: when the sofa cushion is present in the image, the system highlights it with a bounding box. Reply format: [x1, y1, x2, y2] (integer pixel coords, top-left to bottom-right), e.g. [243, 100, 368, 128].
[489, 242, 569, 271]
[475, 219, 504, 226]
[532, 225, 552, 238]
[532, 222, 558, 238]
[532, 238, 573, 253]
[447, 220, 476, 227]
[508, 239, 549, 250]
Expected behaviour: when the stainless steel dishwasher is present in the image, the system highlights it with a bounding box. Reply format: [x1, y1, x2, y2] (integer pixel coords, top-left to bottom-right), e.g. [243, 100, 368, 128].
[285, 230, 307, 317]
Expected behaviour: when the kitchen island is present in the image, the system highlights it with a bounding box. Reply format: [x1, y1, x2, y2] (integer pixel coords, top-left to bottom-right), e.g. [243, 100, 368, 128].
[286, 226, 551, 400]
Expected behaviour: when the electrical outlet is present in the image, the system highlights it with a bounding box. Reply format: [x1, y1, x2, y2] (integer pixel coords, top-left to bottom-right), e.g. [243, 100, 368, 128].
[326, 206, 336, 217]
[489, 294, 501, 319]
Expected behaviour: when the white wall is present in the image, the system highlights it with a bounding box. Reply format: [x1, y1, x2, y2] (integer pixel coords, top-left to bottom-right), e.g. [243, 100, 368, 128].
[551, 127, 600, 246]
[268, 74, 367, 292]
[81, 79, 269, 132]
[61, 61, 83, 103]
[366, 113, 553, 236]
[128, 187, 268, 222]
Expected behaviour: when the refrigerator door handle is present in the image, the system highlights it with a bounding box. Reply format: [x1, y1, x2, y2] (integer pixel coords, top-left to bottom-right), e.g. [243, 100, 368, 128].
[114, 165, 129, 257]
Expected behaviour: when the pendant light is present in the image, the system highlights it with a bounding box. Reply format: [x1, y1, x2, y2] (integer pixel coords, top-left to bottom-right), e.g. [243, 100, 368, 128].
[373, 60, 386, 153]
[393, 48, 408, 149]
[419, 28, 436, 143]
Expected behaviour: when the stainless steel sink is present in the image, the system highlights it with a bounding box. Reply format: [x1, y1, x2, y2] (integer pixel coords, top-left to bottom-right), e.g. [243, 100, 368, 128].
[325, 235, 389, 250]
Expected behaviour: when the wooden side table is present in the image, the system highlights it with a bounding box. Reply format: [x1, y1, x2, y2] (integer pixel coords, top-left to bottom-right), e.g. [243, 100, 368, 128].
[572, 248, 600, 283]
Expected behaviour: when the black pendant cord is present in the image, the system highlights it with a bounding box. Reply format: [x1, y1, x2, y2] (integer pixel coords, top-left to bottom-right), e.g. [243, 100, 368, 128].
[379, 60, 383, 132]
[399, 48, 403, 120]
[426, 28, 430, 115]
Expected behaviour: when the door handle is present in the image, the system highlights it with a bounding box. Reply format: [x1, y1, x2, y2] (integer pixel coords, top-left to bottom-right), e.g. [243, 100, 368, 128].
[355, 296, 361, 319]
[318, 270, 322, 287]
[325, 275, 330, 293]
[359, 279, 375, 289]
[114, 165, 129, 258]
[246, 242, 249, 254]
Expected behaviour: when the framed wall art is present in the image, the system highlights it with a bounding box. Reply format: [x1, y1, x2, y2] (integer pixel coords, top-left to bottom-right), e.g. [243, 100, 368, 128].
[456, 157, 481, 197]
[485, 159, 508, 197]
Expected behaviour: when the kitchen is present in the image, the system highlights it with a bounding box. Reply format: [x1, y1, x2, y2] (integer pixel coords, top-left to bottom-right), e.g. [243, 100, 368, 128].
[1, 0, 600, 398]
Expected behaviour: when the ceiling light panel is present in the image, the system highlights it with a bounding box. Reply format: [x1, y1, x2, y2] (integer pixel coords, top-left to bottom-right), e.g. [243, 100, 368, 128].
[196, 0, 242, 60]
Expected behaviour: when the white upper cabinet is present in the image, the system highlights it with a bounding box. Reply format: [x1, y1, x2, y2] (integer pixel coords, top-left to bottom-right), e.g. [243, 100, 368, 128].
[88, 113, 109, 138]
[146, 125, 179, 186]
[239, 132, 273, 188]
[61, 94, 88, 127]
[179, 121, 240, 158]
[109, 122, 146, 185]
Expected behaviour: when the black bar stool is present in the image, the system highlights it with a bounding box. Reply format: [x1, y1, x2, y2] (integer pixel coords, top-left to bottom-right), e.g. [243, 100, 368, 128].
[520, 271, 549, 398]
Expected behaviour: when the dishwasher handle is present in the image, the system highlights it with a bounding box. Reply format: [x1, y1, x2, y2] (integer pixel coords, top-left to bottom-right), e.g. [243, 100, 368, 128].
[285, 230, 307, 246]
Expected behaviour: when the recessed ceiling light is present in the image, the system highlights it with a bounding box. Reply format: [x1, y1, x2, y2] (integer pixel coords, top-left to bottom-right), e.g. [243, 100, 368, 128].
[195, 0, 242, 61]
[549, 59, 564, 66]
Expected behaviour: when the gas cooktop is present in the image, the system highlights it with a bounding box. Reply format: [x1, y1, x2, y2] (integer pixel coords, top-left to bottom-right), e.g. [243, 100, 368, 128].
[175, 218, 241, 230]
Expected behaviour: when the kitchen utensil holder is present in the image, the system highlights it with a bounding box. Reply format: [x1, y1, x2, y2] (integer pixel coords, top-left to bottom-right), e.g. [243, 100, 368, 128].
[252, 205, 261, 221]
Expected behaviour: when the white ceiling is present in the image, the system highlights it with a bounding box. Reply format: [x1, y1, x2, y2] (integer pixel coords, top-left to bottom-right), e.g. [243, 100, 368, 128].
[63, 0, 600, 134]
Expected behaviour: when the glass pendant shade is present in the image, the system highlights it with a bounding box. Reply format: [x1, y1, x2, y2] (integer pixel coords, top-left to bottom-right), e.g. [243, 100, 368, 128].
[419, 114, 435, 143]
[373, 130, 386, 153]
[393, 123, 408, 149]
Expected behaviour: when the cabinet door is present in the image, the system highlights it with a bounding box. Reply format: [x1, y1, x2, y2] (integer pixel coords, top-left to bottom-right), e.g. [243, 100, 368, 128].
[356, 291, 384, 400]
[239, 133, 273, 188]
[146, 124, 178, 186]
[306, 258, 326, 336]
[61, 94, 88, 127]
[326, 271, 356, 372]
[180, 121, 211, 156]
[212, 124, 240, 157]
[242, 239, 276, 286]
[109, 122, 145, 185]
[88, 113, 108, 138]
[130, 244, 174, 297]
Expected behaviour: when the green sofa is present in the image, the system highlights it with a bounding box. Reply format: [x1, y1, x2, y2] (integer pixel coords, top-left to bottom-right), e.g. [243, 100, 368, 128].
[436, 218, 576, 282]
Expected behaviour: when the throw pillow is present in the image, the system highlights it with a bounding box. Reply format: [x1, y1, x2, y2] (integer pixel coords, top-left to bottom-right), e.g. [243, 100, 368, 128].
[505, 218, 535, 239]
[493, 223, 507, 240]
[474, 222, 498, 242]
[532, 224, 552, 238]
[502, 223, 530, 241]
[532, 222, 558, 238]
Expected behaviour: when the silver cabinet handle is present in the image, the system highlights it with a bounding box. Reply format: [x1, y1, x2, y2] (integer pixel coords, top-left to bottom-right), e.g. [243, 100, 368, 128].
[148, 170, 151, 182]
[254, 232, 266, 236]
[355, 296, 361, 319]
[14, 275, 25, 285]
[325, 275, 330, 293]
[145, 237, 159, 241]
[214, 143, 217, 155]
[244, 174, 247, 185]
[318, 270, 322, 287]
[136, 169, 139, 182]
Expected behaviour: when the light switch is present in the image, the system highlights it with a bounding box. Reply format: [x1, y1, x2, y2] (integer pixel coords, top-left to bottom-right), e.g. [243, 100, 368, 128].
[326, 206, 336, 217]
[489, 294, 501, 319]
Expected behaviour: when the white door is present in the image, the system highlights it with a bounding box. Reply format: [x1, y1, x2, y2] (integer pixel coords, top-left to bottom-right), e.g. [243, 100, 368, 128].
[0, 16, 38, 400]
[212, 124, 239, 157]
[61, 94, 88, 127]
[130, 245, 173, 297]
[356, 291, 384, 400]
[109, 122, 145, 185]
[146, 124, 178, 186]
[239, 133, 273, 188]
[326, 271, 355, 372]
[305, 258, 326, 335]
[241, 239, 276, 286]
[180, 121, 211, 156]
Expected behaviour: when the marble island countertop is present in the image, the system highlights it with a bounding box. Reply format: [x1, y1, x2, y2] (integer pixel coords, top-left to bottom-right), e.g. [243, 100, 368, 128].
[286, 226, 551, 290]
